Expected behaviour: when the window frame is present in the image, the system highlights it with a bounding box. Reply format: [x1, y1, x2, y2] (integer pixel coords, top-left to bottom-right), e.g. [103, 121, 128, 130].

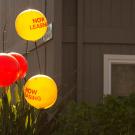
[104, 54, 135, 95]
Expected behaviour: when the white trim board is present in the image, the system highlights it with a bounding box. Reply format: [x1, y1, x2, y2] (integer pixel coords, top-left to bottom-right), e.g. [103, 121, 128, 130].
[104, 54, 135, 96]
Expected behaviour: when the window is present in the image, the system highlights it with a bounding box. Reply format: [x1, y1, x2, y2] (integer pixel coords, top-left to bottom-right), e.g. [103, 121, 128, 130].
[104, 54, 135, 96]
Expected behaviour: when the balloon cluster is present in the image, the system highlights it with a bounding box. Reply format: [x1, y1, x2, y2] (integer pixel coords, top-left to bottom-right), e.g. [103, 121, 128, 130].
[0, 51, 57, 109]
[0, 52, 28, 87]
[0, 9, 57, 109]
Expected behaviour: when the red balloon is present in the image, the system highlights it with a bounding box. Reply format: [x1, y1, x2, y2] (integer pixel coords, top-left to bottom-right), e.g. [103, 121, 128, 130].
[9, 52, 28, 79]
[0, 53, 19, 87]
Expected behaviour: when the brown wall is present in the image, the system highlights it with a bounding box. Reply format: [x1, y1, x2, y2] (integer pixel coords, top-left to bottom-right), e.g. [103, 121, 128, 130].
[62, 0, 77, 98]
[77, 0, 135, 104]
[81, 44, 135, 104]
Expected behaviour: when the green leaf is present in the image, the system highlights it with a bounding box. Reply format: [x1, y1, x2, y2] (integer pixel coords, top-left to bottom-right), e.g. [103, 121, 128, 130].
[14, 85, 20, 103]
[6, 87, 11, 105]
[25, 115, 28, 128]
[0, 98, 2, 109]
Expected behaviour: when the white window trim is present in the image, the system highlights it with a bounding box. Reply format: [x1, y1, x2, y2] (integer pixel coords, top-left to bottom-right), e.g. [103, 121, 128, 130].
[104, 54, 135, 96]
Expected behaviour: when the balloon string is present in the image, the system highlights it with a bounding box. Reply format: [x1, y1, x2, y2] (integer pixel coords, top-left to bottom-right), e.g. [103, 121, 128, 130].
[25, 41, 29, 59]
[2, 24, 6, 52]
[23, 41, 29, 83]
[44, 47, 47, 73]
[35, 42, 41, 74]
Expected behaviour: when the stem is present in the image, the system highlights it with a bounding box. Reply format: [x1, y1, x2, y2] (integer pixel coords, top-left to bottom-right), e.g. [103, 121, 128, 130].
[2, 24, 6, 52]
[1, 87, 8, 135]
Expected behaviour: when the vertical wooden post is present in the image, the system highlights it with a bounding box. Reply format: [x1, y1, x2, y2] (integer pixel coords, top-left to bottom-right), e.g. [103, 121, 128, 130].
[77, 0, 84, 101]
[46, 0, 62, 85]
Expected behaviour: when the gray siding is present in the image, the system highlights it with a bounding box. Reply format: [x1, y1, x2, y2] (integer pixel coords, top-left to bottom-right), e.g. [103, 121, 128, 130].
[81, 44, 135, 104]
[77, 0, 135, 104]
[62, 0, 77, 98]
[84, 0, 135, 43]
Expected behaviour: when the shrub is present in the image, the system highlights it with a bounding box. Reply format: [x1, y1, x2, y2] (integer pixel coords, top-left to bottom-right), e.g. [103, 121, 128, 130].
[52, 102, 92, 135]
[52, 94, 135, 135]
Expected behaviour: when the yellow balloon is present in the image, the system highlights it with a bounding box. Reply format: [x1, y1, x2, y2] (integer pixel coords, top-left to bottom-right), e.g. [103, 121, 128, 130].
[15, 9, 48, 41]
[23, 74, 57, 109]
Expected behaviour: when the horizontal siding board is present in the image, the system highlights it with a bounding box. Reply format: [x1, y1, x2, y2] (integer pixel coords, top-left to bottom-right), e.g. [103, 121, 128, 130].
[84, 0, 135, 43]
[84, 28, 135, 43]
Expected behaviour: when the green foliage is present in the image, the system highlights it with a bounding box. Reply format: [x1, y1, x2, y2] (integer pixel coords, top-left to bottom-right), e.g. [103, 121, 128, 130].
[0, 80, 75, 135]
[2, 80, 135, 135]
[52, 94, 135, 135]
[0, 82, 55, 135]
[52, 102, 92, 135]
[0, 84, 39, 135]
